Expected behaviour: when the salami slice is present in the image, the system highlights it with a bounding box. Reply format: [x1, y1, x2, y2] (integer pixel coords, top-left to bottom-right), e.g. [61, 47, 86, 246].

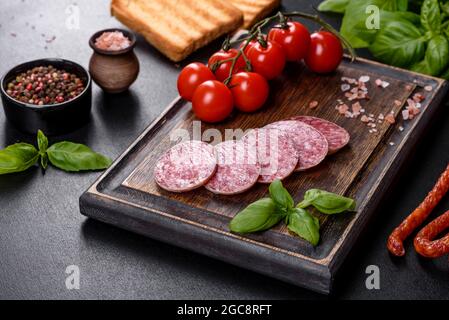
[264, 120, 328, 171]
[242, 128, 298, 184]
[205, 140, 260, 195]
[290, 116, 350, 155]
[154, 140, 217, 192]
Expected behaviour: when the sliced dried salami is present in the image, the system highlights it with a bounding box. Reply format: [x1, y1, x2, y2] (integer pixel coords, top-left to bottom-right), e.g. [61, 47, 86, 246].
[290, 116, 350, 155]
[205, 140, 260, 195]
[154, 140, 217, 192]
[264, 120, 328, 171]
[242, 128, 299, 184]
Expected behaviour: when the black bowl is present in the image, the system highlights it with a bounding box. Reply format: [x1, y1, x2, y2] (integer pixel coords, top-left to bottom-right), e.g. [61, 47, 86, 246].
[0, 58, 92, 136]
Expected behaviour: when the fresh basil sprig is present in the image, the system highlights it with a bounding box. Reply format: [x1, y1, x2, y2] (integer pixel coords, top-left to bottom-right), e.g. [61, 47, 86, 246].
[229, 180, 356, 246]
[0, 130, 112, 175]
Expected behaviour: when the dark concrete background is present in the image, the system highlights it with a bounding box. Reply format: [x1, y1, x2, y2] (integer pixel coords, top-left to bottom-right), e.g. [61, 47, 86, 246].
[0, 0, 448, 299]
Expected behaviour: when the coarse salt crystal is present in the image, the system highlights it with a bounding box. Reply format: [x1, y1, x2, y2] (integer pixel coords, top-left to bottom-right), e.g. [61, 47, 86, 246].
[399, 126, 404, 132]
[309, 100, 319, 109]
[382, 81, 390, 88]
[359, 75, 370, 83]
[338, 104, 349, 115]
[402, 109, 410, 120]
[341, 84, 351, 92]
[389, 142, 395, 146]
[385, 113, 396, 124]
[361, 115, 370, 123]
[424, 85, 433, 92]
[378, 113, 384, 120]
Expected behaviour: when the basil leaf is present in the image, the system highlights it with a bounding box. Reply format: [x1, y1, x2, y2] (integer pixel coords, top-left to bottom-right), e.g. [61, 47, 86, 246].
[298, 189, 356, 214]
[47, 142, 112, 172]
[229, 198, 285, 234]
[411, 35, 449, 76]
[41, 153, 48, 170]
[425, 35, 449, 75]
[37, 130, 48, 154]
[269, 179, 294, 210]
[369, 20, 427, 68]
[37, 130, 49, 169]
[0, 143, 39, 175]
[287, 208, 320, 246]
[420, 0, 441, 34]
[318, 0, 349, 13]
[340, 0, 412, 48]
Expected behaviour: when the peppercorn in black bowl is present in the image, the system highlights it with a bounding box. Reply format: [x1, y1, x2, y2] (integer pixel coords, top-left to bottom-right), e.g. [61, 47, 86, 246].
[0, 58, 92, 135]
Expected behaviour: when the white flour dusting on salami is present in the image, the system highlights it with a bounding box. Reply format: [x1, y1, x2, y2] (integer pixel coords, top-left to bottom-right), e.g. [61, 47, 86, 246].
[264, 120, 328, 171]
[242, 128, 298, 184]
[205, 140, 260, 195]
[154, 141, 217, 192]
[290, 116, 350, 155]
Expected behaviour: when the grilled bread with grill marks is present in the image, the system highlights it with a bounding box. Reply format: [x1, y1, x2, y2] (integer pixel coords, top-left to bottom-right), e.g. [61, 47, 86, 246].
[228, 0, 281, 29]
[111, 0, 244, 62]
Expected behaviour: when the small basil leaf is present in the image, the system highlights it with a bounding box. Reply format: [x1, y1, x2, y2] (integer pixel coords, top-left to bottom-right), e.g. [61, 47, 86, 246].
[287, 208, 320, 246]
[426, 35, 449, 75]
[269, 179, 294, 210]
[420, 0, 441, 34]
[37, 130, 48, 154]
[412, 35, 449, 76]
[318, 0, 349, 13]
[0, 143, 39, 175]
[300, 189, 356, 214]
[41, 152, 48, 170]
[47, 142, 112, 172]
[369, 20, 427, 68]
[229, 198, 285, 234]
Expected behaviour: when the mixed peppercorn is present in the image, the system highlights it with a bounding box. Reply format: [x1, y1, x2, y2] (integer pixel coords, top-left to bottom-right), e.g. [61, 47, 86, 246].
[5, 65, 85, 105]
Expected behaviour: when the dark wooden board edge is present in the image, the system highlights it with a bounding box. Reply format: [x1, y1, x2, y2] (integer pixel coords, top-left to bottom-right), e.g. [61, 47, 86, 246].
[79, 191, 333, 294]
[79, 56, 448, 294]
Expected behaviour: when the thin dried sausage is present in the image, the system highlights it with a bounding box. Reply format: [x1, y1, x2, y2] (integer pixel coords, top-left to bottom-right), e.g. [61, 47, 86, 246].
[387, 164, 449, 256]
[414, 210, 449, 258]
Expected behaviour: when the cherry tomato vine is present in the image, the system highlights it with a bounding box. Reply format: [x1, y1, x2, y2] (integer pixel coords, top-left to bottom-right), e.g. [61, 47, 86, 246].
[178, 10, 356, 123]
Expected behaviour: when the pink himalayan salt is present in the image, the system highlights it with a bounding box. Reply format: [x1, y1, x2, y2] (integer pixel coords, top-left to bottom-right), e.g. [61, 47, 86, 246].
[95, 31, 131, 51]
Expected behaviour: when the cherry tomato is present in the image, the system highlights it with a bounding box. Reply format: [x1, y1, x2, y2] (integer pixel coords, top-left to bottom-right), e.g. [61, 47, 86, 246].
[208, 49, 246, 82]
[246, 41, 286, 80]
[230, 72, 269, 113]
[239, 39, 257, 56]
[305, 31, 343, 74]
[177, 62, 215, 101]
[268, 21, 311, 62]
[192, 80, 234, 123]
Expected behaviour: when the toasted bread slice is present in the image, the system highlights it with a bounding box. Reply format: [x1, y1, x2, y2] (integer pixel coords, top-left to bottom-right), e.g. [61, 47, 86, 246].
[228, 0, 281, 29]
[111, 0, 243, 62]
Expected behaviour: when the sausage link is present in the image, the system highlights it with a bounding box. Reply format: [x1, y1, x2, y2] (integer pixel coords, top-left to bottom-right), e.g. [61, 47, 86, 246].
[387, 164, 449, 256]
[414, 210, 449, 258]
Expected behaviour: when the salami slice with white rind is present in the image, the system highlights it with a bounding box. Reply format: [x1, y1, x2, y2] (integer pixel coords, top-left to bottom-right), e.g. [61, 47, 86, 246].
[154, 140, 217, 192]
[242, 128, 299, 184]
[290, 116, 350, 155]
[205, 140, 260, 195]
[264, 120, 328, 171]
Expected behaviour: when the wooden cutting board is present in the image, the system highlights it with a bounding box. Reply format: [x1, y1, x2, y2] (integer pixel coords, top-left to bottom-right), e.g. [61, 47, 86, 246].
[79, 57, 447, 294]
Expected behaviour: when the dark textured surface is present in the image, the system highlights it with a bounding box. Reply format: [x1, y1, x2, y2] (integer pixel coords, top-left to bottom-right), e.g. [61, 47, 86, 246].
[0, 0, 448, 300]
